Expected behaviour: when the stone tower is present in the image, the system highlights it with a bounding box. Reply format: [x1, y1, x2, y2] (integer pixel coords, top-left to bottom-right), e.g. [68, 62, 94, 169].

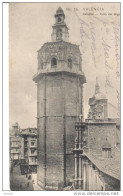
[33, 7, 86, 190]
[88, 78, 108, 120]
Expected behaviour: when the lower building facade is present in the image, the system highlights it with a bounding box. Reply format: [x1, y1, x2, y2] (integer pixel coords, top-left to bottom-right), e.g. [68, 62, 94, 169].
[10, 136, 22, 161]
[20, 128, 38, 175]
[73, 120, 120, 191]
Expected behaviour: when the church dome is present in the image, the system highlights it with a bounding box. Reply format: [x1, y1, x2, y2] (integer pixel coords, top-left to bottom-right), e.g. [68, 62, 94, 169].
[95, 92, 106, 100]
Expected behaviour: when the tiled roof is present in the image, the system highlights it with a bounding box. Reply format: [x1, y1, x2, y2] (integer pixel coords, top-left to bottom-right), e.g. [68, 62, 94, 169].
[83, 150, 120, 180]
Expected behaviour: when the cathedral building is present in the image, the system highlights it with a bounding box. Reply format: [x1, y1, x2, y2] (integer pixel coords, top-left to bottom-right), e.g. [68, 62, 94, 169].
[73, 79, 120, 191]
[33, 7, 86, 190]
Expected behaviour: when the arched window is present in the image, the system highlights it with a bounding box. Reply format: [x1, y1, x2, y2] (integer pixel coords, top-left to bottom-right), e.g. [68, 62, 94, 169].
[51, 57, 57, 67]
[68, 58, 72, 68]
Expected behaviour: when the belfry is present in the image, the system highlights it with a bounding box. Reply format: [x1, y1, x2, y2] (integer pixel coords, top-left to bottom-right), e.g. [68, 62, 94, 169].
[88, 78, 108, 120]
[51, 7, 69, 42]
[33, 7, 86, 190]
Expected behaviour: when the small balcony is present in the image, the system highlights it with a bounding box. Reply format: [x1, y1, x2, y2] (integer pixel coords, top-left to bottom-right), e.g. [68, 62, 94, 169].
[24, 154, 28, 158]
[11, 151, 19, 154]
[29, 145, 37, 148]
[29, 153, 37, 157]
[11, 145, 19, 148]
[24, 145, 28, 149]
[29, 161, 38, 165]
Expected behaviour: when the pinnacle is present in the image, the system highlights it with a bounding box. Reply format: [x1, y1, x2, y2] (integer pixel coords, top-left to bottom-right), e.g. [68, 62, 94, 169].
[57, 7, 63, 13]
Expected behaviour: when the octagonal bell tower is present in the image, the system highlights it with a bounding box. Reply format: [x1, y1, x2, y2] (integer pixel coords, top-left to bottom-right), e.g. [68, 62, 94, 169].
[33, 7, 86, 190]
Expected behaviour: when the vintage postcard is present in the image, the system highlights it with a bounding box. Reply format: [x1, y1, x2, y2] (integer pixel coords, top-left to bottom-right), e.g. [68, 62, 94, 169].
[8, 2, 120, 192]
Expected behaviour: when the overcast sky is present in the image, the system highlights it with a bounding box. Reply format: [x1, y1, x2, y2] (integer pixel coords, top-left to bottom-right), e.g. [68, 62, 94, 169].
[9, 3, 120, 129]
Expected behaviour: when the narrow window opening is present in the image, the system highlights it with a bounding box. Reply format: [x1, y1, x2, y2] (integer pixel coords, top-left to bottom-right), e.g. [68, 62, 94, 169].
[68, 58, 72, 68]
[51, 57, 57, 67]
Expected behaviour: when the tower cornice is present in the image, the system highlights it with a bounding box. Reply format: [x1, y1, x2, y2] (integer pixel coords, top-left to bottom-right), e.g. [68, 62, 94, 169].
[52, 23, 69, 30]
[33, 69, 86, 84]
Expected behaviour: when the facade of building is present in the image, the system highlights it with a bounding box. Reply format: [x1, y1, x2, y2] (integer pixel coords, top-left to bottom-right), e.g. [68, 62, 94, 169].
[10, 136, 22, 161]
[73, 80, 120, 191]
[33, 7, 86, 190]
[20, 128, 38, 174]
[10, 122, 22, 162]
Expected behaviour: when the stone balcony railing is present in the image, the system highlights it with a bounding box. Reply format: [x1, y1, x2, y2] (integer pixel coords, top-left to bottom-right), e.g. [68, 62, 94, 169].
[11, 151, 19, 154]
[29, 161, 38, 165]
[11, 145, 20, 148]
[29, 153, 37, 156]
[29, 145, 37, 148]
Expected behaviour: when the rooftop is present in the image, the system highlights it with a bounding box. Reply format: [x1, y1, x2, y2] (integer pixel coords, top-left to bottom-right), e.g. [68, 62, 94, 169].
[12, 122, 18, 127]
[55, 7, 65, 18]
[21, 128, 37, 136]
[82, 150, 120, 180]
[89, 77, 107, 105]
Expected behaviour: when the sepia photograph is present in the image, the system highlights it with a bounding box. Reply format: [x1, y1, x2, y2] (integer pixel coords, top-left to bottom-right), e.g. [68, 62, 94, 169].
[8, 2, 120, 191]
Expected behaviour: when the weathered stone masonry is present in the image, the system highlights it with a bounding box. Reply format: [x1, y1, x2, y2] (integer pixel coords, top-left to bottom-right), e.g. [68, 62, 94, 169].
[33, 7, 86, 190]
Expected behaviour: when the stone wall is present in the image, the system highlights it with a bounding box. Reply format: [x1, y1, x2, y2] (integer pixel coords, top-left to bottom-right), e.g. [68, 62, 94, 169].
[103, 173, 120, 191]
[37, 73, 83, 189]
[86, 122, 118, 152]
[37, 42, 82, 72]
